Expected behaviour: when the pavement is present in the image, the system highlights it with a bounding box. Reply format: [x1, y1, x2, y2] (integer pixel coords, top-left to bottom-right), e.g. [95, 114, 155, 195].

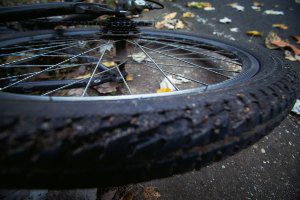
[0, 0, 299, 199]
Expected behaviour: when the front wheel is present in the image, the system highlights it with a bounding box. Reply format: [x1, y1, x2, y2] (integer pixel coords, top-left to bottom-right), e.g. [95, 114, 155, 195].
[0, 29, 298, 188]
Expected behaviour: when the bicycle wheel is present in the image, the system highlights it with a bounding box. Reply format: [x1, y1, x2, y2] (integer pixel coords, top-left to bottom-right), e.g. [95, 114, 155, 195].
[0, 28, 298, 188]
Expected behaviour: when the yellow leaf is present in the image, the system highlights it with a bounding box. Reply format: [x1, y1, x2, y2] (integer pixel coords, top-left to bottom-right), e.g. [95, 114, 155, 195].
[187, 2, 212, 9]
[253, 2, 264, 7]
[272, 24, 288, 30]
[183, 12, 195, 18]
[164, 12, 177, 20]
[102, 61, 116, 67]
[155, 21, 165, 29]
[246, 30, 263, 37]
[175, 20, 185, 29]
[126, 74, 134, 81]
[156, 88, 172, 93]
[75, 73, 91, 79]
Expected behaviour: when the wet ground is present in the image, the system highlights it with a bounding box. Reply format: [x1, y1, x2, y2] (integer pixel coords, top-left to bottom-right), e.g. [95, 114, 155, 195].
[0, 0, 299, 199]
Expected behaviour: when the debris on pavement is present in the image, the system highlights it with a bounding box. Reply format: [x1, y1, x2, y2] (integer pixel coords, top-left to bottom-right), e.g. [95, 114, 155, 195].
[94, 82, 119, 94]
[130, 52, 150, 63]
[158, 75, 191, 92]
[228, 3, 245, 11]
[285, 50, 300, 61]
[265, 31, 300, 55]
[291, 35, 300, 44]
[182, 12, 195, 18]
[291, 99, 300, 115]
[246, 30, 263, 37]
[230, 27, 239, 32]
[264, 10, 284, 15]
[213, 31, 236, 41]
[163, 12, 177, 20]
[219, 17, 232, 24]
[187, 2, 214, 10]
[155, 12, 185, 30]
[261, 148, 266, 154]
[272, 24, 288, 30]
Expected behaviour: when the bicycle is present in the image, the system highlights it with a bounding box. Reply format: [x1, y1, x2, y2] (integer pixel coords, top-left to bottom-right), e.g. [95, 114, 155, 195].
[0, 0, 298, 188]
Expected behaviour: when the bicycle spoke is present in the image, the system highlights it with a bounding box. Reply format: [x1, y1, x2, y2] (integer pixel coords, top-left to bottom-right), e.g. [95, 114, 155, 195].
[131, 40, 179, 91]
[0, 42, 117, 91]
[82, 41, 111, 97]
[142, 63, 208, 86]
[116, 64, 133, 95]
[128, 40, 231, 79]
[140, 39, 241, 65]
[0, 62, 97, 81]
[42, 61, 127, 96]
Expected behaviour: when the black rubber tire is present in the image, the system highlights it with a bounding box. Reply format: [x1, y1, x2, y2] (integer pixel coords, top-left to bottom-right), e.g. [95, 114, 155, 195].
[0, 30, 298, 189]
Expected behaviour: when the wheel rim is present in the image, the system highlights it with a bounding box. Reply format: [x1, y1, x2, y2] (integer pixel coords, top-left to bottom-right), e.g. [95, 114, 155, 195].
[0, 29, 259, 101]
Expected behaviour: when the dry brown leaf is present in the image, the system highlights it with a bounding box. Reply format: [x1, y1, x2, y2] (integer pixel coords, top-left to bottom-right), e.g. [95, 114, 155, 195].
[126, 74, 134, 81]
[291, 35, 300, 44]
[102, 61, 116, 67]
[265, 31, 281, 49]
[182, 12, 195, 18]
[143, 186, 161, 200]
[157, 88, 172, 93]
[67, 88, 86, 96]
[94, 82, 119, 94]
[265, 31, 300, 55]
[163, 12, 177, 20]
[272, 24, 288, 30]
[246, 30, 263, 37]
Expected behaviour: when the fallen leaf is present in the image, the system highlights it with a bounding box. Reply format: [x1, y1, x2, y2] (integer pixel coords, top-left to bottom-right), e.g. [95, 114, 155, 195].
[159, 75, 190, 91]
[75, 73, 91, 79]
[94, 82, 119, 94]
[175, 20, 185, 29]
[143, 186, 161, 200]
[156, 88, 172, 93]
[164, 12, 177, 20]
[264, 10, 284, 15]
[291, 35, 300, 44]
[230, 27, 239, 32]
[253, 2, 264, 7]
[228, 3, 245, 11]
[219, 17, 232, 24]
[251, 6, 261, 11]
[155, 19, 185, 30]
[285, 50, 300, 61]
[126, 74, 134, 81]
[265, 31, 300, 55]
[204, 7, 215, 11]
[182, 12, 195, 18]
[187, 2, 212, 9]
[102, 61, 116, 67]
[246, 30, 263, 37]
[155, 21, 165, 29]
[130, 52, 149, 63]
[265, 31, 281, 49]
[67, 88, 86, 96]
[272, 24, 288, 30]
